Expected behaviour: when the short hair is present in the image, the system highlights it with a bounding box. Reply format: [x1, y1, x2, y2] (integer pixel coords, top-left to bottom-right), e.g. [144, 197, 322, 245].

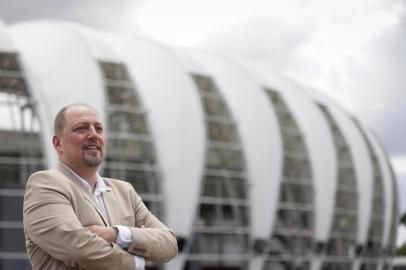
[53, 103, 97, 135]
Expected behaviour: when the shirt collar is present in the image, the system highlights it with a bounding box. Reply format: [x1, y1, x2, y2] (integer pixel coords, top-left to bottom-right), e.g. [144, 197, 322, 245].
[61, 163, 107, 195]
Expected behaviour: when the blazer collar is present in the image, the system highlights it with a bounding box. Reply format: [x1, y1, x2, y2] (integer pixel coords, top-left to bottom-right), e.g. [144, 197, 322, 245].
[56, 163, 111, 226]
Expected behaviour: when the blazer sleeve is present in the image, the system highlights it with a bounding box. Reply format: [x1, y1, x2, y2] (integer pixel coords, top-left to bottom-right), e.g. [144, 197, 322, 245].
[24, 171, 136, 270]
[125, 183, 178, 263]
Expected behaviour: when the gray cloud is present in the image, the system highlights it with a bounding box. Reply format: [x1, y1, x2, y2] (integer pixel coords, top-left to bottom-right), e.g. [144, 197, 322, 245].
[1, 0, 405, 211]
[0, 0, 135, 31]
[343, 21, 406, 156]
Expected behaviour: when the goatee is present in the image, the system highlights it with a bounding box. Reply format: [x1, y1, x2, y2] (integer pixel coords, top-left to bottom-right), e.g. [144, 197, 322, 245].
[83, 157, 102, 167]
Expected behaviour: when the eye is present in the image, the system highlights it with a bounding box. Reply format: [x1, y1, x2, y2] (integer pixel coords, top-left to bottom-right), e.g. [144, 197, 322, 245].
[74, 126, 87, 133]
[96, 126, 104, 133]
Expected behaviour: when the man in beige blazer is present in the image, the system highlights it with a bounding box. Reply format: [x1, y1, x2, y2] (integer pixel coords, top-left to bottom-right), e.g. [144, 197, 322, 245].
[23, 104, 178, 270]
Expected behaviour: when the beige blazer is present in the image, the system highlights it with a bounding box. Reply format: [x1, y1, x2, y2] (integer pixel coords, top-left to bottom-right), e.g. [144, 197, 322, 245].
[23, 164, 178, 270]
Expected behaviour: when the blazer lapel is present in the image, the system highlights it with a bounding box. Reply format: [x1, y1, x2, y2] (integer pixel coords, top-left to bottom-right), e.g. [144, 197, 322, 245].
[82, 194, 110, 226]
[101, 184, 120, 226]
[56, 163, 110, 226]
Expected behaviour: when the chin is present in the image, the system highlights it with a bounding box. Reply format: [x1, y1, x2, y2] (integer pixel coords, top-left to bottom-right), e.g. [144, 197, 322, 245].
[83, 156, 103, 167]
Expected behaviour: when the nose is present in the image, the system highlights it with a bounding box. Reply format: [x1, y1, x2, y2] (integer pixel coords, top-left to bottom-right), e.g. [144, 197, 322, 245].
[87, 126, 99, 140]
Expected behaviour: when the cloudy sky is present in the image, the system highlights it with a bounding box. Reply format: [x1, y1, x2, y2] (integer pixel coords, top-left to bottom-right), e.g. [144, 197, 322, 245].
[1, 0, 406, 240]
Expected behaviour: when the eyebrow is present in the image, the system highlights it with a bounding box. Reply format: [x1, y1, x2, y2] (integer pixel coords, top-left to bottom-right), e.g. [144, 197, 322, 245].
[72, 121, 103, 127]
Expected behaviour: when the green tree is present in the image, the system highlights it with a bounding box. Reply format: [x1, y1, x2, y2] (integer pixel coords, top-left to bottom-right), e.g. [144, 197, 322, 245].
[397, 212, 406, 255]
[401, 213, 406, 226]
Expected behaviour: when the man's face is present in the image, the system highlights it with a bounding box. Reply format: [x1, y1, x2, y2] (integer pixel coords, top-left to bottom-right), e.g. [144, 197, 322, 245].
[54, 106, 105, 170]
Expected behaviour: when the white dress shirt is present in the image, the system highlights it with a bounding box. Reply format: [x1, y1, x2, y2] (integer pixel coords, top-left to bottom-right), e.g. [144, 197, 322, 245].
[62, 164, 145, 270]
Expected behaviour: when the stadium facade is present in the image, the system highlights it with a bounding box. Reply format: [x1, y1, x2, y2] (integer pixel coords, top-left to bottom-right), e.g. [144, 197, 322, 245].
[0, 20, 398, 270]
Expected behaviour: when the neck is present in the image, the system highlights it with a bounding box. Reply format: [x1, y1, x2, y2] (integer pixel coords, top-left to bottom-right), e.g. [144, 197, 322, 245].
[62, 162, 98, 191]
[76, 168, 98, 190]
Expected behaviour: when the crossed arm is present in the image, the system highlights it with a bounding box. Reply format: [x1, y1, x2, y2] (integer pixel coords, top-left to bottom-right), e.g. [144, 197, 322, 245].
[87, 225, 119, 243]
[24, 171, 177, 270]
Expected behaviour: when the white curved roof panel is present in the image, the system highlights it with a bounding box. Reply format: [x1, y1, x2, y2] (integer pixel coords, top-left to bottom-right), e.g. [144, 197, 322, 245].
[312, 94, 373, 244]
[244, 64, 337, 242]
[85, 30, 205, 238]
[184, 50, 283, 240]
[0, 21, 15, 51]
[365, 129, 396, 247]
[8, 21, 106, 168]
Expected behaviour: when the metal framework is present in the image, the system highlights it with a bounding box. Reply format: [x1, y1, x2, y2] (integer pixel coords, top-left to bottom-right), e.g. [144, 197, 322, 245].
[98, 61, 163, 219]
[262, 89, 314, 270]
[0, 51, 44, 269]
[182, 74, 251, 270]
[354, 120, 385, 270]
[318, 104, 358, 270]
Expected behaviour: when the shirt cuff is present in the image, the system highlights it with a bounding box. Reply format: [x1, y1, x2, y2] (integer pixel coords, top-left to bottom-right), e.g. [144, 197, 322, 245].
[114, 225, 132, 248]
[134, 255, 145, 270]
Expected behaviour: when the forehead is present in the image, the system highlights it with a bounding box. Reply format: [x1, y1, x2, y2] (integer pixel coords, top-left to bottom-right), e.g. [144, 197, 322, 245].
[64, 106, 102, 126]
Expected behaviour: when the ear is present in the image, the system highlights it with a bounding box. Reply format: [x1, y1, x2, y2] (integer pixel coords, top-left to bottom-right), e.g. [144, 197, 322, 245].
[53, 135, 63, 153]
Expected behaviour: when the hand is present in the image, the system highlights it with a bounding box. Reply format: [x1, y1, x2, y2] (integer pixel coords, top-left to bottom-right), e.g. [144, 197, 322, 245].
[87, 225, 118, 243]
